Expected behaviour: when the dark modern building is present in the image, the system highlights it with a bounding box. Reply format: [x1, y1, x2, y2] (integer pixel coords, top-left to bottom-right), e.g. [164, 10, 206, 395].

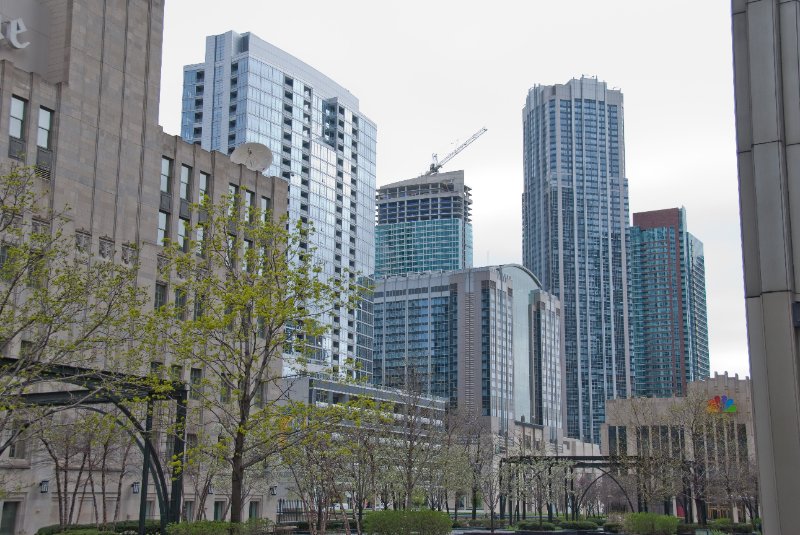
[181, 31, 377, 377]
[522, 77, 631, 443]
[629, 208, 709, 398]
[375, 170, 472, 278]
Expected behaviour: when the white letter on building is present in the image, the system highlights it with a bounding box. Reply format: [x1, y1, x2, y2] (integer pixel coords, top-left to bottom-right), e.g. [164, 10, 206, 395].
[7, 19, 29, 49]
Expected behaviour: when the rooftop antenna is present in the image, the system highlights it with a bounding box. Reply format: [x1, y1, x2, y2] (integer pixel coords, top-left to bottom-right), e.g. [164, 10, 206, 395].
[230, 142, 273, 173]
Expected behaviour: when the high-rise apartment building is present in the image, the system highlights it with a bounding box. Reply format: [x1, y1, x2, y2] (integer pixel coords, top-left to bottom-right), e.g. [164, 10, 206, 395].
[182, 32, 377, 375]
[374, 268, 514, 437]
[522, 77, 631, 443]
[375, 171, 472, 277]
[373, 265, 564, 438]
[630, 208, 710, 398]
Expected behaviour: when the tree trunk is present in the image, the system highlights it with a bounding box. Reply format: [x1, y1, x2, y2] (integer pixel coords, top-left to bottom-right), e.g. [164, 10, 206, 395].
[471, 486, 478, 519]
[230, 427, 247, 524]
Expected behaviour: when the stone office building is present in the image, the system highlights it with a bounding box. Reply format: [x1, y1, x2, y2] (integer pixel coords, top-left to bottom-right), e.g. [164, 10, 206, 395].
[0, 1, 288, 534]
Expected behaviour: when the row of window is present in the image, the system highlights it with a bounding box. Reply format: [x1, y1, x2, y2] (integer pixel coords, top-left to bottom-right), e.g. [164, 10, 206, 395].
[8, 95, 53, 151]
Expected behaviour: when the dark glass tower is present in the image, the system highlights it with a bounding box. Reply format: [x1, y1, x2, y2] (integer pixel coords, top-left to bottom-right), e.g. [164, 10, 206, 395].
[522, 77, 631, 443]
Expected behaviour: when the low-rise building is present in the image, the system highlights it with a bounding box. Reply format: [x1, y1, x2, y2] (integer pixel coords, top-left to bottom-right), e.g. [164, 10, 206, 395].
[601, 373, 756, 522]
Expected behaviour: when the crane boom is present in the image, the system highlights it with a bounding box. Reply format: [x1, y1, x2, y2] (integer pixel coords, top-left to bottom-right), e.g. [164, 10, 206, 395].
[424, 127, 487, 175]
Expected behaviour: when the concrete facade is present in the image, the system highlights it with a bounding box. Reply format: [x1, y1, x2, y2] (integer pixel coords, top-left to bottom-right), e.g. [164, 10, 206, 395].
[0, 2, 289, 533]
[731, 1, 800, 533]
[602, 374, 756, 521]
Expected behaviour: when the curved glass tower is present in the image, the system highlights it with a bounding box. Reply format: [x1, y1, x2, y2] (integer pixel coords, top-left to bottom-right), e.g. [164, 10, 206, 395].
[181, 31, 377, 376]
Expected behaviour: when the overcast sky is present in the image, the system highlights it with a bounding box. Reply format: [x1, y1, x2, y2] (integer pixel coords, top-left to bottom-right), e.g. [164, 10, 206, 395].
[158, 1, 747, 378]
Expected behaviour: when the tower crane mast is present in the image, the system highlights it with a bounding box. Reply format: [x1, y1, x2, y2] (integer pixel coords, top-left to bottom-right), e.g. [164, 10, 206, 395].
[424, 127, 487, 176]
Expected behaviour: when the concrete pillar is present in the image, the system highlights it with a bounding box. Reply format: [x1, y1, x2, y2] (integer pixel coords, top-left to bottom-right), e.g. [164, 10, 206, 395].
[731, 1, 800, 533]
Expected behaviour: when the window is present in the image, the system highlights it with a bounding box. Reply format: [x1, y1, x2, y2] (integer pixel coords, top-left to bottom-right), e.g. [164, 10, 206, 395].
[7, 429, 25, 459]
[161, 157, 172, 194]
[261, 196, 271, 222]
[199, 172, 210, 200]
[183, 501, 195, 522]
[228, 184, 238, 216]
[9, 96, 25, 139]
[0, 501, 20, 535]
[248, 501, 260, 519]
[178, 217, 190, 252]
[244, 239, 253, 272]
[194, 293, 204, 320]
[213, 501, 225, 521]
[190, 368, 202, 400]
[170, 364, 183, 381]
[158, 211, 170, 245]
[175, 288, 187, 320]
[179, 165, 192, 201]
[155, 282, 167, 310]
[37, 107, 52, 149]
[221, 375, 231, 403]
[244, 190, 254, 222]
[195, 224, 205, 257]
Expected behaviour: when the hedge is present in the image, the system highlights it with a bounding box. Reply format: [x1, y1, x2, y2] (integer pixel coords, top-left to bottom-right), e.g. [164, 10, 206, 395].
[603, 521, 622, 533]
[166, 520, 270, 535]
[38, 521, 160, 535]
[362, 510, 452, 535]
[514, 521, 556, 532]
[623, 512, 680, 535]
[559, 520, 598, 530]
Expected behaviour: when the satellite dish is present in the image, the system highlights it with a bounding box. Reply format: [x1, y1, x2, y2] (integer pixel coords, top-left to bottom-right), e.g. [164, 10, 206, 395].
[230, 142, 273, 172]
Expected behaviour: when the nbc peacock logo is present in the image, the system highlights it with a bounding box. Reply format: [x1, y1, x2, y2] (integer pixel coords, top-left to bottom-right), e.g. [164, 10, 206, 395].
[707, 395, 737, 414]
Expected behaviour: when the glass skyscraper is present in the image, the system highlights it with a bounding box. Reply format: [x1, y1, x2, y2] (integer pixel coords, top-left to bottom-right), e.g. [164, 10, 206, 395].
[630, 207, 710, 398]
[182, 31, 377, 376]
[375, 170, 472, 278]
[522, 77, 631, 443]
[374, 268, 514, 438]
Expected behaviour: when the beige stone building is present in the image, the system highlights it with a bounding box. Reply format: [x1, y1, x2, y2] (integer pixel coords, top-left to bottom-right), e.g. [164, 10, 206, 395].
[601, 373, 756, 522]
[0, 1, 288, 534]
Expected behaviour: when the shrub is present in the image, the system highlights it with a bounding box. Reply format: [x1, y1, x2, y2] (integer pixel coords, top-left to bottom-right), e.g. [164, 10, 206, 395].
[363, 510, 451, 535]
[624, 512, 679, 535]
[55, 531, 116, 535]
[514, 521, 556, 532]
[38, 523, 160, 535]
[560, 520, 598, 530]
[676, 523, 700, 535]
[710, 518, 733, 531]
[464, 518, 508, 529]
[603, 521, 622, 533]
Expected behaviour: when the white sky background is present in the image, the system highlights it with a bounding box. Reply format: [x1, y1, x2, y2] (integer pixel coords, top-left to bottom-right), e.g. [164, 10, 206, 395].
[159, 0, 747, 378]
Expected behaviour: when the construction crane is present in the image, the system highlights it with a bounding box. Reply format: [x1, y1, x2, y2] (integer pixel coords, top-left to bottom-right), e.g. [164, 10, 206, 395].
[424, 127, 487, 176]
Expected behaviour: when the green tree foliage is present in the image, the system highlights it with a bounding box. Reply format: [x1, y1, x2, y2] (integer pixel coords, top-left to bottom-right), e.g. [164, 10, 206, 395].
[0, 163, 146, 456]
[149, 190, 358, 523]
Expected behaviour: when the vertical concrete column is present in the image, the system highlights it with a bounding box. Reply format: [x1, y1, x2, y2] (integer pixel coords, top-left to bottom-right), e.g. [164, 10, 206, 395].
[732, 1, 800, 533]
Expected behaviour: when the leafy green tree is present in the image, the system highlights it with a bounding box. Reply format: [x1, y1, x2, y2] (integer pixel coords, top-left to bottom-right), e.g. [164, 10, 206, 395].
[0, 163, 146, 457]
[150, 191, 357, 523]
